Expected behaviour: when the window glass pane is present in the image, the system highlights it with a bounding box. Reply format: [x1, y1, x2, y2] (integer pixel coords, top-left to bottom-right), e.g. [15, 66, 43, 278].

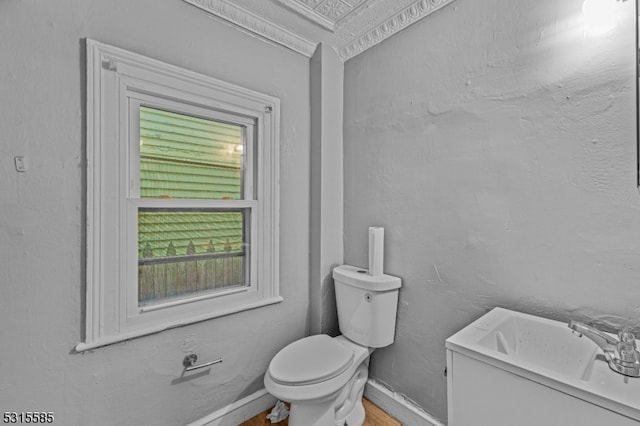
[138, 209, 247, 306]
[139, 106, 244, 200]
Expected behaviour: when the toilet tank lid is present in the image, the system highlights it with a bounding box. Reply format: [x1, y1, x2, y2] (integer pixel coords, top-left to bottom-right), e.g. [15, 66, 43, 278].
[332, 265, 401, 291]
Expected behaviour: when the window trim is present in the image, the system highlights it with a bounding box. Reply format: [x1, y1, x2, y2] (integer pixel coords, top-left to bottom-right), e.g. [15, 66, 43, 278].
[77, 39, 281, 352]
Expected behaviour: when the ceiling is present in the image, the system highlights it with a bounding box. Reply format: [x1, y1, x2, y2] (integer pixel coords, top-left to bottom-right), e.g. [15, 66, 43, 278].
[182, 0, 456, 61]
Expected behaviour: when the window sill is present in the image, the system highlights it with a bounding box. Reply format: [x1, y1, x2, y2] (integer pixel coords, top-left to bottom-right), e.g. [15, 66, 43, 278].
[74, 295, 283, 352]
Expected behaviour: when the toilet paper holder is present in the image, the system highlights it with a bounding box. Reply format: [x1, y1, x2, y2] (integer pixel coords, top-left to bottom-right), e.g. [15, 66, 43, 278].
[182, 353, 223, 371]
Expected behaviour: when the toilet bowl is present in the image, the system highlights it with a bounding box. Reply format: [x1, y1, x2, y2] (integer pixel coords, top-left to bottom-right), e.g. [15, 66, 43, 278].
[264, 335, 372, 425]
[264, 265, 402, 426]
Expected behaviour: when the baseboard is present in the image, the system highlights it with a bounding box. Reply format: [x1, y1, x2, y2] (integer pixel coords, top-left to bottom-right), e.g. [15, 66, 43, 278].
[185, 388, 276, 426]
[364, 379, 446, 426]
[185, 379, 443, 426]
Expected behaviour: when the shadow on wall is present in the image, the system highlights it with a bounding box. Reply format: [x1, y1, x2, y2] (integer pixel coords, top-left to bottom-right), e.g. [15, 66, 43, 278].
[322, 269, 339, 337]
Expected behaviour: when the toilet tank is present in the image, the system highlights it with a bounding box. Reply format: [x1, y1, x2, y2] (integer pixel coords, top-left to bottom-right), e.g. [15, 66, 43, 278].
[332, 265, 402, 348]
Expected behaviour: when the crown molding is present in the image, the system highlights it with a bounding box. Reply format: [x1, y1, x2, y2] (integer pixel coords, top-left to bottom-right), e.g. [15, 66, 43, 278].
[183, 0, 456, 62]
[183, 0, 317, 57]
[338, 0, 455, 61]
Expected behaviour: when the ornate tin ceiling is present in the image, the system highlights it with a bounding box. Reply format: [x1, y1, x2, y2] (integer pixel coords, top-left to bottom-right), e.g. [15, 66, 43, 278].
[182, 0, 456, 61]
[276, 0, 373, 30]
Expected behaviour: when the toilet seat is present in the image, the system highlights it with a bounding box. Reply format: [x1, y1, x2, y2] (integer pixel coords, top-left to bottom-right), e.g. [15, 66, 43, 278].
[268, 335, 355, 386]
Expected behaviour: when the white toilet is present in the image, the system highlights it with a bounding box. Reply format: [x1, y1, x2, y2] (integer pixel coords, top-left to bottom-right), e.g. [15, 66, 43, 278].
[264, 264, 402, 426]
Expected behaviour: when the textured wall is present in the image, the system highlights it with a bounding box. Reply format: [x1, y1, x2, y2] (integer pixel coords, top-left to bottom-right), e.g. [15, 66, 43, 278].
[0, 1, 309, 425]
[344, 0, 639, 422]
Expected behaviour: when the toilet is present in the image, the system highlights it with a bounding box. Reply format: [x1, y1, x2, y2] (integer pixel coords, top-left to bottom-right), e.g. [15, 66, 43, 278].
[264, 264, 402, 426]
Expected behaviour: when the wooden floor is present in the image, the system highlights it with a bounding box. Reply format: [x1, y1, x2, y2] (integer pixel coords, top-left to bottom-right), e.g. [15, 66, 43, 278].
[240, 398, 401, 426]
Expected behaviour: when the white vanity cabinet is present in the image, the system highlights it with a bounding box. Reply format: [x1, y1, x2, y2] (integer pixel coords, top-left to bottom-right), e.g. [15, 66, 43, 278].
[447, 350, 638, 426]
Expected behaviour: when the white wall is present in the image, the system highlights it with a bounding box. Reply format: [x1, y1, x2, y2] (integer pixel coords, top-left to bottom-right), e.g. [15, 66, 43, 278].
[0, 1, 310, 425]
[344, 0, 639, 422]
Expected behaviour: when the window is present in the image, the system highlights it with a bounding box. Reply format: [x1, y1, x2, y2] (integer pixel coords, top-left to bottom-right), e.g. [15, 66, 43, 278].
[136, 105, 250, 307]
[77, 40, 281, 351]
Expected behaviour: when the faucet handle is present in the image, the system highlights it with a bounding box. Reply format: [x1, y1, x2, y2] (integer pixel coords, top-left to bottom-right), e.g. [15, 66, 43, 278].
[616, 342, 638, 362]
[615, 327, 639, 364]
[618, 327, 636, 344]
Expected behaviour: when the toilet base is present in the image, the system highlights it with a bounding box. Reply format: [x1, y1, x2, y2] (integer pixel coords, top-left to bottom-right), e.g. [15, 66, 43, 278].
[337, 398, 365, 426]
[288, 400, 336, 426]
[334, 362, 368, 426]
[287, 362, 369, 426]
[288, 399, 366, 426]
[288, 399, 365, 426]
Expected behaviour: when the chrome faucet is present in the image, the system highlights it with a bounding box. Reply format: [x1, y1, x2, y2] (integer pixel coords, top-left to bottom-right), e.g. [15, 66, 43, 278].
[568, 321, 640, 378]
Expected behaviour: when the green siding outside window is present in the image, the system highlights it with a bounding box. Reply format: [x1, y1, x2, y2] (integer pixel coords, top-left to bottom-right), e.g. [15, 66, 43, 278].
[137, 107, 246, 305]
[139, 106, 243, 200]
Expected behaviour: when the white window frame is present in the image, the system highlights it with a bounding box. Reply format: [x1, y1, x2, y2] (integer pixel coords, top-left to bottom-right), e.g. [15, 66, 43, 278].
[77, 39, 281, 351]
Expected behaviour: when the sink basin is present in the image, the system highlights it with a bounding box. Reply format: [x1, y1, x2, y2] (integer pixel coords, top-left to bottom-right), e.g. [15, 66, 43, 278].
[446, 307, 640, 422]
[476, 312, 598, 380]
